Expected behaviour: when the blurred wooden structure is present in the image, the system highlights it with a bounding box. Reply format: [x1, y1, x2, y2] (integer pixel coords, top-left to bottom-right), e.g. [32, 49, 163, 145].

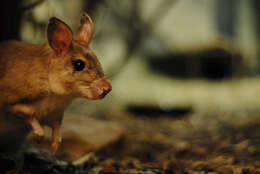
[148, 46, 246, 80]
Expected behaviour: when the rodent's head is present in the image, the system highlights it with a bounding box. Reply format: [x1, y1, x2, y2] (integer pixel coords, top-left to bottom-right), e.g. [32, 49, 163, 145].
[47, 13, 111, 100]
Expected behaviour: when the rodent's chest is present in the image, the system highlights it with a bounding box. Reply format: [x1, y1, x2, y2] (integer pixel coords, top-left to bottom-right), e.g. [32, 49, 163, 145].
[34, 95, 72, 123]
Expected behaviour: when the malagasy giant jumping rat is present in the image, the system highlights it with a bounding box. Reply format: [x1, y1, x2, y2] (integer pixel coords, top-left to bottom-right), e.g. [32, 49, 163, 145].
[0, 13, 111, 154]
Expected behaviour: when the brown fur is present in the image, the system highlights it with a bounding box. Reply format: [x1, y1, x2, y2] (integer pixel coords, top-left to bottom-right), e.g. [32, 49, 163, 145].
[0, 13, 111, 154]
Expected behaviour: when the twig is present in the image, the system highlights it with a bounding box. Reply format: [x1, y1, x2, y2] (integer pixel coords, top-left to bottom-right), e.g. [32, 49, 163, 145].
[21, 0, 46, 11]
[73, 152, 95, 166]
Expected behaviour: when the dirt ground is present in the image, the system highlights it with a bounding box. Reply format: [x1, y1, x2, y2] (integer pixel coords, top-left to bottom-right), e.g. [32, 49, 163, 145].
[1, 106, 260, 174]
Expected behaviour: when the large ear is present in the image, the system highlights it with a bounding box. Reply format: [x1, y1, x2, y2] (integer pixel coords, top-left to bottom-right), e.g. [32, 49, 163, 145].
[47, 17, 73, 56]
[75, 13, 94, 46]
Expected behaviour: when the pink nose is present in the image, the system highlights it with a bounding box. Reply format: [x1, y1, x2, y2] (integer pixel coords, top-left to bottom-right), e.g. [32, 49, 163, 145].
[94, 77, 112, 98]
[100, 80, 112, 98]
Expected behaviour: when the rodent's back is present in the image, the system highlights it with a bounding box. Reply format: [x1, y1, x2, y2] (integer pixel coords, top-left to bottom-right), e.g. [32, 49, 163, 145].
[0, 41, 51, 104]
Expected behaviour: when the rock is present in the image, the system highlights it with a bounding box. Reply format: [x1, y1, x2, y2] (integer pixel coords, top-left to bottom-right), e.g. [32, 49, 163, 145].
[29, 113, 125, 162]
[0, 154, 16, 173]
[100, 162, 118, 173]
[211, 156, 234, 165]
[234, 140, 250, 153]
[216, 166, 233, 174]
[22, 147, 68, 174]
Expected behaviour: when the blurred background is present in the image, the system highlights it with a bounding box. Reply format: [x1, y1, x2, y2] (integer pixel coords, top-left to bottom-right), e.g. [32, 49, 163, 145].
[3, 0, 260, 114]
[1, 0, 260, 172]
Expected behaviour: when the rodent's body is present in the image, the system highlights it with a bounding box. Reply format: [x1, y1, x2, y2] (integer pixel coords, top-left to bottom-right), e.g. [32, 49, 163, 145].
[0, 14, 111, 154]
[0, 41, 70, 125]
[0, 41, 50, 104]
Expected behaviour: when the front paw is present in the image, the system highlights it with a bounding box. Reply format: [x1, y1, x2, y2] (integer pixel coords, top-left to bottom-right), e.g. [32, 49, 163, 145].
[33, 127, 45, 143]
[51, 140, 60, 154]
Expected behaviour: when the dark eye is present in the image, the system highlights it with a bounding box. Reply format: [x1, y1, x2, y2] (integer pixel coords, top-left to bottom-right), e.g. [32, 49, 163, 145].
[72, 59, 85, 71]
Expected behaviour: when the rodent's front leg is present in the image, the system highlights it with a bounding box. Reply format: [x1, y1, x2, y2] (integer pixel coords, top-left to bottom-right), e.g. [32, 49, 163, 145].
[7, 104, 44, 140]
[28, 116, 44, 139]
[51, 121, 62, 154]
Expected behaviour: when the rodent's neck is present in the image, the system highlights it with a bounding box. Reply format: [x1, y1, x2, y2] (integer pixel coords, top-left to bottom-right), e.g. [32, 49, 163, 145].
[41, 45, 57, 96]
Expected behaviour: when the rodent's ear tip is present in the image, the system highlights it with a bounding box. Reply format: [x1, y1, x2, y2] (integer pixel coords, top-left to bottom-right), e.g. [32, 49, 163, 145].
[81, 13, 88, 18]
[49, 17, 57, 21]
[80, 13, 92, 23]
[49, 17, 61, 24]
